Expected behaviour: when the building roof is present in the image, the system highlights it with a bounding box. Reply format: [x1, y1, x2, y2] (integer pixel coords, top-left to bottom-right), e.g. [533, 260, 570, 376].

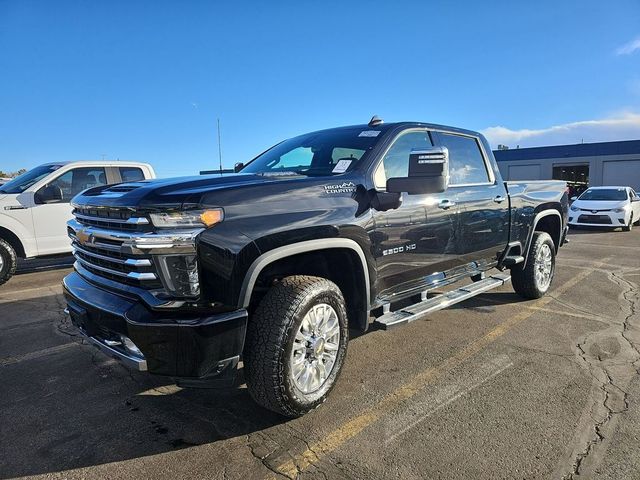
[493, 139, 640, 162]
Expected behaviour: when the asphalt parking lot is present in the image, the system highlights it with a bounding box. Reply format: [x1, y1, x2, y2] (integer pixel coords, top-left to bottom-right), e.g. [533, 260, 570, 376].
[1, 229, 639, 480]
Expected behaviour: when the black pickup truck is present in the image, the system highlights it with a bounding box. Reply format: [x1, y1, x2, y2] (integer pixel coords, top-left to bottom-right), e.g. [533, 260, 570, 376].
[63, 119, 569, 417]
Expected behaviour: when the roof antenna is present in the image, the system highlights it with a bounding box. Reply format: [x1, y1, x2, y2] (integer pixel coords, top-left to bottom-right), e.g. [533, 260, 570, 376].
[217, 118, 223, 175]
[368, 115, 384, 127]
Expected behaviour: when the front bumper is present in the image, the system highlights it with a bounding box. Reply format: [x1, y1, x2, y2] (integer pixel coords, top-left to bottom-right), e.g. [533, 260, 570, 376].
[63, 271, 247, 385]
[568, 210, 629, 227]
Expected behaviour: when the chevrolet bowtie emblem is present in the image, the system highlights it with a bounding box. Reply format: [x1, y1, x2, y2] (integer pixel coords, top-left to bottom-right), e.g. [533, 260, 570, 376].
[76, 230, 92, 245]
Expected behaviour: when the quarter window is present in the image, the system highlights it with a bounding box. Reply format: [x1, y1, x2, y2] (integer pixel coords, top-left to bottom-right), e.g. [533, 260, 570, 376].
[438, 133, 490, 185]
[119, 167, 145, 182]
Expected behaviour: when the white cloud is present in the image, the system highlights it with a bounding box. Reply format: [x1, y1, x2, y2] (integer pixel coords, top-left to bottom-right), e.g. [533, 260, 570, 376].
[616, 36, 640, 55]
[481, 112, 640, 148]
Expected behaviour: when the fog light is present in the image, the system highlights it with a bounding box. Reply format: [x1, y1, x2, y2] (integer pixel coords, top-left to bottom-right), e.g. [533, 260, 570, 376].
[121, 335, 143, 358]
[155, 254, 200, 297]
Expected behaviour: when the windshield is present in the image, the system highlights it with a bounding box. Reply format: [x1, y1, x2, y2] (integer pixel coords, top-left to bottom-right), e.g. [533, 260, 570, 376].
[240, 128, 383, 177]
[0, 164, 63, 194]
[578, 188, 627, 201]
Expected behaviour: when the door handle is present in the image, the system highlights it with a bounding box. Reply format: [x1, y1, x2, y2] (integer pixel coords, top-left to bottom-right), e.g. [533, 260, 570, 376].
[493, 195, 506, 204]
[438, 199, 456, 209]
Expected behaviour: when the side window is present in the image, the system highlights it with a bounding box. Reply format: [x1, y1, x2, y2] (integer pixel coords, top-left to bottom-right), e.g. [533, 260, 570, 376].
[119, 167, 145, 182]
[438, 133, 491, 185]
[40, 167, 107, 203]
[376, 130, 433, 188]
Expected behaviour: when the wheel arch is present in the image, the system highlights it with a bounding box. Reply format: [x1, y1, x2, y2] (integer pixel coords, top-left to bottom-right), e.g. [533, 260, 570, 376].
[522, 209, 562, 268]
[0, 225, 26, 258]
[238, 239, 371, 331]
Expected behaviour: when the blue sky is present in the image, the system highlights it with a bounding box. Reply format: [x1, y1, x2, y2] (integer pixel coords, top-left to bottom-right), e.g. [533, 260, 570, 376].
[1, 0, 639, 177]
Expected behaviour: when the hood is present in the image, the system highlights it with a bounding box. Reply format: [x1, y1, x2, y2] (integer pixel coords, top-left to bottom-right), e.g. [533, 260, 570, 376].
[71, 172, 350, 210]
[572, 199, 627, 211]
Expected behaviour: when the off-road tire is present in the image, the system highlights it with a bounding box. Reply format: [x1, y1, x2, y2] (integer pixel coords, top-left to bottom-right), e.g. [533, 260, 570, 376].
[0, 238, 17, 286]
[624, 214, 634, 231]
[511, 231, 555, 299]
[244, 275, 349, 417]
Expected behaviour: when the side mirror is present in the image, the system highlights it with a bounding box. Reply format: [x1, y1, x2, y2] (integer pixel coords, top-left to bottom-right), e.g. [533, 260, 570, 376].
[387, 147, 449, 195]
[234, 162, 244, 173]
[36, 185, 63, 204]
[632, 197, 640, 203]
[570, 196, 577, 201]
[370, 191, 402, 211]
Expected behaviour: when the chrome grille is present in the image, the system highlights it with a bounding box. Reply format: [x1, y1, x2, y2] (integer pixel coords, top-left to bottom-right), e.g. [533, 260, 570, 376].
[68, 222, 162, 290]
[73, 207, 151, 232]
[67, 215, 203, 302]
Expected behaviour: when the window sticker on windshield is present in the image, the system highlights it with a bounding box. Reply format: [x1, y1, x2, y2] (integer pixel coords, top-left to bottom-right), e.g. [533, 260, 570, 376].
[358, 130, 380, 137]
[332, 159, 352, 174]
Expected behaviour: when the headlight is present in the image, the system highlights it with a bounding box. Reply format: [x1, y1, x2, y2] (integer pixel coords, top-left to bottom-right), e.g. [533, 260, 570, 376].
[155, 254, 200, 297]
[570, 205, 579, 212]
[149, 208, 224, 228]
[613, 206, 629, 213]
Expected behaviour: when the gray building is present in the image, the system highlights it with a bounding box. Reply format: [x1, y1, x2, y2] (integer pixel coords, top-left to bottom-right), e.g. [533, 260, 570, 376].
[493, 139, 640, 192]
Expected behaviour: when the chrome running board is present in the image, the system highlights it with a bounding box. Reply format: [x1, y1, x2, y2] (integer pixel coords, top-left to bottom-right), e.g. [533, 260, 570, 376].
[374, 273, 511, 330]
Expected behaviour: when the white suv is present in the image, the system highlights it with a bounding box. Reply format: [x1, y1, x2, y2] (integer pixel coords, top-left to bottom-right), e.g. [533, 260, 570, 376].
[569, 186, 640, 231]
[0, 161, 155, 285]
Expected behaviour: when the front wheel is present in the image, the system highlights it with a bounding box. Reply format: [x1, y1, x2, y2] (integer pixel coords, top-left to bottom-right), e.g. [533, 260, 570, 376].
[623, 214, 634, 231]
[511, 231, 556, 299]
[0, 238, 18, 286]
[244, 275, 349, 417]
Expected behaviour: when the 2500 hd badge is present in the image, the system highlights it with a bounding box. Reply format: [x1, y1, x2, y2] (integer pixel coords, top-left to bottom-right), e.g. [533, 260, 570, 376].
[63, 118, 569, 417]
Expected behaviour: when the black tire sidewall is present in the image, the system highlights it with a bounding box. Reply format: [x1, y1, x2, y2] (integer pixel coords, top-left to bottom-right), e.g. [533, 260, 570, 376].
[0, 239, 17, 285]
[280, 284, 349, 410]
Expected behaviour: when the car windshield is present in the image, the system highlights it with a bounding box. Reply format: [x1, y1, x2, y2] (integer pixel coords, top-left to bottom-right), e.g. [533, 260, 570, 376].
[240, 128, 383, 177]
[0, 164, 63, 194]
[578, 188, 627, 201]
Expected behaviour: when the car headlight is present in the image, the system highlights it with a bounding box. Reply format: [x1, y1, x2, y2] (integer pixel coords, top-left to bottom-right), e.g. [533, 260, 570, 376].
[570, 205, 579, 212]
[613, 206, 629, 213]
[155, 254, 200, 297]
[149, 208, 224, 228]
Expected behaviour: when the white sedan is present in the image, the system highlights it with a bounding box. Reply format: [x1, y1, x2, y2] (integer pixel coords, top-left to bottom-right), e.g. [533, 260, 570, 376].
[569, 186, 640, 231]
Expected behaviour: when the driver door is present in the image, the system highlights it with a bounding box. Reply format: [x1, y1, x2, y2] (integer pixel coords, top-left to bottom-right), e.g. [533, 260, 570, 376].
[32, 167, 108, 255]
[369, 129, 459, 298]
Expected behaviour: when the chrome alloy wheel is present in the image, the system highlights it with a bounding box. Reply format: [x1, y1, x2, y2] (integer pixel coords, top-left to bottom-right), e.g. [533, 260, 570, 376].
[290, 303, 341, 394]
[0, 254, 3, 271]
[535, 243, 553, 290]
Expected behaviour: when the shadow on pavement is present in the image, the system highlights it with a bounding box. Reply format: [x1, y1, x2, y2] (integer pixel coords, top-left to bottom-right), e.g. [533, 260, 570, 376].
[0, 292, 288, 479]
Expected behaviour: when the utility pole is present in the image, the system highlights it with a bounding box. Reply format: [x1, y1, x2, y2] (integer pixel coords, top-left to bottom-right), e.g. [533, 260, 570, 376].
[217, 118, 223, 174]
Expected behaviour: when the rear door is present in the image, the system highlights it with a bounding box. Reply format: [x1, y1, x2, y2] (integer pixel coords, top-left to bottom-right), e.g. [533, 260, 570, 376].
[370, 129, 460, 297]
[433, 131, 509, 265]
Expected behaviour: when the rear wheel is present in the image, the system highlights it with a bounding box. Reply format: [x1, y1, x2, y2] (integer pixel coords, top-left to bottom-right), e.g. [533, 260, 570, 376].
[511, 232, 555, 299]
[0, 238, 17, 286]
[244, 275, 349, 417]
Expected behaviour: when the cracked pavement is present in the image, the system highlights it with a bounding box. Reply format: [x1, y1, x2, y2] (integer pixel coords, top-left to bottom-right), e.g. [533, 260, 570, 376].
[1, 229, 639, 479]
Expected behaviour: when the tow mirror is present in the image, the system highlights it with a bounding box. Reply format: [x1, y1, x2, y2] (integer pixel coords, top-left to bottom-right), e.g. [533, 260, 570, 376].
[386, 147, 449, 195]
[234, 162, 244, 173]
[35, 185, 63, 204]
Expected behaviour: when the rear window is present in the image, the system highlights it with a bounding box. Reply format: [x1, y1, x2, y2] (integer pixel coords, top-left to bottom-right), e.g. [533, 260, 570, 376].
[579, 188, 627, 201]
[120, 167, 145, 182]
